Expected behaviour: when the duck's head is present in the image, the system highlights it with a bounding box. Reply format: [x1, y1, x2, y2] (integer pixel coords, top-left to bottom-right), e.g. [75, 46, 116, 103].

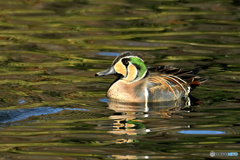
[95, 51, 148, 83]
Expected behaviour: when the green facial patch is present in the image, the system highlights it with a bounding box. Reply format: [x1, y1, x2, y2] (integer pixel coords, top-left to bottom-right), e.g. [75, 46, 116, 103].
[129, 57, 147, 78]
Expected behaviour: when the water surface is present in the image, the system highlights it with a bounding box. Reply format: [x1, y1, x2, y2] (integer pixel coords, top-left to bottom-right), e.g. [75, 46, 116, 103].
[0, 0, 240, 159]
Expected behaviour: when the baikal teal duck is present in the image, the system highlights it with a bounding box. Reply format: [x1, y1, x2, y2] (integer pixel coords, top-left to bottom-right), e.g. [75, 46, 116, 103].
[95, 51, 207, 104]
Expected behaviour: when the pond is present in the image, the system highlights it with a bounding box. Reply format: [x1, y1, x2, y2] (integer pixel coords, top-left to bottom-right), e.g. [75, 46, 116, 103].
[0, 0, 240, 159]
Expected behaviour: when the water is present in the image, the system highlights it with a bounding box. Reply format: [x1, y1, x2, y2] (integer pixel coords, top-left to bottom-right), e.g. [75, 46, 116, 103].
[0, 0, 240, 159]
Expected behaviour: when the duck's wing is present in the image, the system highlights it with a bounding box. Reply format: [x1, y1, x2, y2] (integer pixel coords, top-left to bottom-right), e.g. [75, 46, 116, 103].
[148, 65, 208, 91]
[147, 72, 190, 101]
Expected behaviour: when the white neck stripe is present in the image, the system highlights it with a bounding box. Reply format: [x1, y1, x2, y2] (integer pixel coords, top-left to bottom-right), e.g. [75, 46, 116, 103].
[144, 88, 149, 112]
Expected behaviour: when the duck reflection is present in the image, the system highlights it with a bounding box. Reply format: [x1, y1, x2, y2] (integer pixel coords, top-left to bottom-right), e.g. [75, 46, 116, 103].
[107, 97, 191, 139]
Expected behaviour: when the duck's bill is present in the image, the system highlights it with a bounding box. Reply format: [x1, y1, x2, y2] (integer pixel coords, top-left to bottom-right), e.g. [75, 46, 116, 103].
[95, 66, 117, 77]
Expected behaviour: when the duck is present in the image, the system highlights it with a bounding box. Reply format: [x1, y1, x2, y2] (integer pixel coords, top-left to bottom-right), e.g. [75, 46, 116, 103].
[95, 51, 207, 103]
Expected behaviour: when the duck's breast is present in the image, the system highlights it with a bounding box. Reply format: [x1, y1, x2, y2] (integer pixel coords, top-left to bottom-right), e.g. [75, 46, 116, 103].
[107, 79, 147, 103]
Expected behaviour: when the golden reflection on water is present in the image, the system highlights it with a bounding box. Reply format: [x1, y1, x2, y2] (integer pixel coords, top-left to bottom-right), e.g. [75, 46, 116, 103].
[108, 98, 190, 140]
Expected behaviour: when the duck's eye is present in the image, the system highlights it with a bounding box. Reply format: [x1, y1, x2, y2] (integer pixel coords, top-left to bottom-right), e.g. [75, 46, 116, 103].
[121, 58, 129, 66]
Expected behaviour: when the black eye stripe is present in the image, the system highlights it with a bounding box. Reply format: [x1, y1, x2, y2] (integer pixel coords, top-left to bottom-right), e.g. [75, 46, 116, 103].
[134, 64, 140, 70]
[121, 58, 129, 66]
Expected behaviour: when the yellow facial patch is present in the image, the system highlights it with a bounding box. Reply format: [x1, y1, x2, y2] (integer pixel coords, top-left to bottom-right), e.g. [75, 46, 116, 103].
[114, 61, 127, 76]
[124, 63, 137, 82]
